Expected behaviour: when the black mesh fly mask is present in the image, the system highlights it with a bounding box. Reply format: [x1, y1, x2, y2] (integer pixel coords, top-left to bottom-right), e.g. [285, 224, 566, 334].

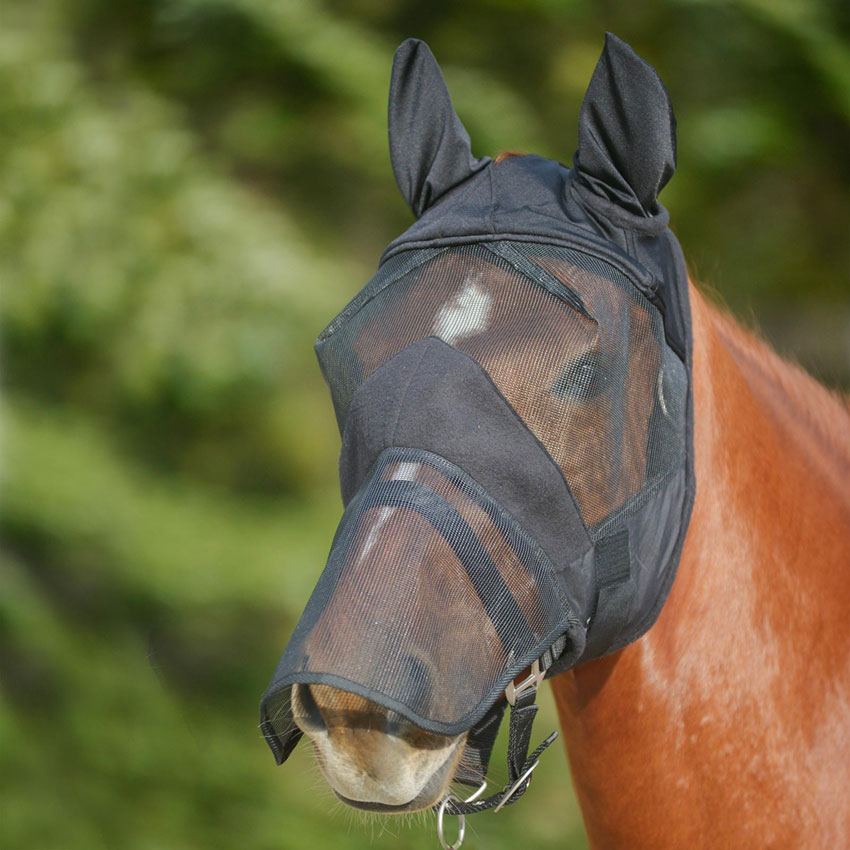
[260, 33, 695, 830]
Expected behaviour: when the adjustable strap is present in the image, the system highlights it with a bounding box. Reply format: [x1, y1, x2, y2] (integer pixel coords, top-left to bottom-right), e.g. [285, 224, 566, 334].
[583, 529, 631, 658]
[435, 657, 559, 819]
[439, 688, 557, 817]
[453, 635, 566, 788]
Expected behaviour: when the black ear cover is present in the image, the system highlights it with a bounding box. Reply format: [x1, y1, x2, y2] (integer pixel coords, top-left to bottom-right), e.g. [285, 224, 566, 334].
[573, 33, 676, 221]
[388, 38, 491, 218]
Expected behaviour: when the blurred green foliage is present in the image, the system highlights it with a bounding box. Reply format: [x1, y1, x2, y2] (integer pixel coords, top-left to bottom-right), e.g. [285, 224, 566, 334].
[0, 0, 847, 848]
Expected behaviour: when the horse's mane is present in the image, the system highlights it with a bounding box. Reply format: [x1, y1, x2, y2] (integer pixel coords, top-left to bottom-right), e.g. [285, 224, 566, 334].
[707, 298, 850, 470]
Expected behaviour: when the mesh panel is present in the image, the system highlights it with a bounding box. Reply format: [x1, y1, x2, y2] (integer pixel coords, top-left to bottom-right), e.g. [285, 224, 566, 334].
[316, 240, 686, 529]
[264, 447, 578, 734]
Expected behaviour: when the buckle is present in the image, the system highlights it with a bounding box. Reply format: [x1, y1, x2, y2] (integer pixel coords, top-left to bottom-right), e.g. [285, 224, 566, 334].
[504, 658, 544, 706]
[492, 759, 540, 813]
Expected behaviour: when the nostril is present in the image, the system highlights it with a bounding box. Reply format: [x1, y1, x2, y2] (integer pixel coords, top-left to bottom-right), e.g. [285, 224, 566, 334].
[384, 655, 431, 736]
[402, 654, 431, 706]
[293, 684, 325, 733]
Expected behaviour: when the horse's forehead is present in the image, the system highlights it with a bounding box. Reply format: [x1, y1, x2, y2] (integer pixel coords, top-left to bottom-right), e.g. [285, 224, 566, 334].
[424, 250, 629, 315]
[357, 249, 631, 356]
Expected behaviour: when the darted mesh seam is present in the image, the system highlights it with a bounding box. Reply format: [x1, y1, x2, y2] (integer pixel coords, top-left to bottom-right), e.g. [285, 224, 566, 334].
[483, 242, 591, 318]
[521, 241, 638, 297]
[379, 446, 573, 583]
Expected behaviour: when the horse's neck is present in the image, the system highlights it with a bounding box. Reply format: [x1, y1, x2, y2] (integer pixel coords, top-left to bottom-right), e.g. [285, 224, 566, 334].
[551, 285, 850, 850]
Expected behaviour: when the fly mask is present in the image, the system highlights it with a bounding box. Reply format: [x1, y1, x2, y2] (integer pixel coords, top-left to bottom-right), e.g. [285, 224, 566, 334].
[260, 32, 695, 820]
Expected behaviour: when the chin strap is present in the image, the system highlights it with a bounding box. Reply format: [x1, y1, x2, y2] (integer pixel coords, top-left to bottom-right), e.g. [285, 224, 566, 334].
[434, 655, 560, 849]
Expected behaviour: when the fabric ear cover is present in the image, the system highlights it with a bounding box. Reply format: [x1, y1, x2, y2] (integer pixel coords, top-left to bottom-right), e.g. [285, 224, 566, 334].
[388, 38, 491, 217]
[573, 33, 676, 222]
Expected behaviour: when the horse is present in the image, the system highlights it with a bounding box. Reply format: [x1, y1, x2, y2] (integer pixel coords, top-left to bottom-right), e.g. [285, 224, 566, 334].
[272, 36, 850, 848]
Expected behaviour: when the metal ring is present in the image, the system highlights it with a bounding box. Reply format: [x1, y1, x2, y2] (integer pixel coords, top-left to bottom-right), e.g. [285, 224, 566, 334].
[436, 795, 465, 850]
[464, 779, 488, 803]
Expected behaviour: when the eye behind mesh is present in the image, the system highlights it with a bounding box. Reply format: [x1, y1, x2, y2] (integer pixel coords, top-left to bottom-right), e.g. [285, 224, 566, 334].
[550, 351, 609, 401]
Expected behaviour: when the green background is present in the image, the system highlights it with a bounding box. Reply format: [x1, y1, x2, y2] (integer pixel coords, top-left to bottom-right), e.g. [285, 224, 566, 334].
[1, 1, 847, 848]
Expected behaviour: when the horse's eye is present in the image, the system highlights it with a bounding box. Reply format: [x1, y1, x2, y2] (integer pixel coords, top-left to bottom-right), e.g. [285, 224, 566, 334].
[550, 352, 607, 401]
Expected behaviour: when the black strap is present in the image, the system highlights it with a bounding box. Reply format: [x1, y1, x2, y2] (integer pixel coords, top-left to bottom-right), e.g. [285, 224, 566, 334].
[584, 529, 631, 657]
[454, 634, 567, 788]
[453, 699, 507, 786]
[437, 684, 558, 816]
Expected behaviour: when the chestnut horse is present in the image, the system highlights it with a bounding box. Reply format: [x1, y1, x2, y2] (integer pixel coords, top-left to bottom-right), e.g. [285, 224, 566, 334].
[291, 273, 850, 847]
[283, 33, 850, 847]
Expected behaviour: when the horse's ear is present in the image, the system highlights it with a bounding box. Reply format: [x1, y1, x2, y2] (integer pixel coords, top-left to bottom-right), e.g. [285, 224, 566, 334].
[574, 33, 676, 219]
[388, 38, 490, 218]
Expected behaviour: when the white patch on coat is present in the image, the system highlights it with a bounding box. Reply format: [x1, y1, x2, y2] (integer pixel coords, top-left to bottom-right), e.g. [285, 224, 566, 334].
[390, 462, 420, 481]
[432, 274, 493, 345]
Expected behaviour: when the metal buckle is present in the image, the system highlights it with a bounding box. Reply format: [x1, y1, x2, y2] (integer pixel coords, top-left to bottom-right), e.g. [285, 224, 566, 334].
[504, 658, 544, 706]
[492, 759, 540, 813]
[436, 780, 487, 850]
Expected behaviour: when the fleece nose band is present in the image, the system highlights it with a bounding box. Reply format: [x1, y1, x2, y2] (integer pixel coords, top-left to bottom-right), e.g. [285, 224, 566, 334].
[358, 478, 529, 651]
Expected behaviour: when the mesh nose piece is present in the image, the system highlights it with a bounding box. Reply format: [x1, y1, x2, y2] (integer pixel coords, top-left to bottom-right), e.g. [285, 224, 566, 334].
[260, 447, 586, 761]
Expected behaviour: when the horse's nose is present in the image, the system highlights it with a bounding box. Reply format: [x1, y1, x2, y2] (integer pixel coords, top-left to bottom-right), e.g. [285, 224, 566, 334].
[290, 683, 326, 734]
[291, 676, 464, 812]
[292, 653, 435, 737]
[293, 683, 393, 735]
